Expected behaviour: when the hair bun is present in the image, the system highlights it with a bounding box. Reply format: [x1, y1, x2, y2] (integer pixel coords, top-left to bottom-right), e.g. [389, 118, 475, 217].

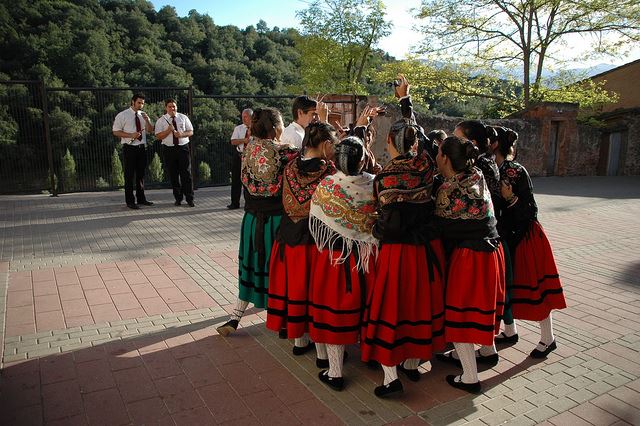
[464, 140, 479, 166]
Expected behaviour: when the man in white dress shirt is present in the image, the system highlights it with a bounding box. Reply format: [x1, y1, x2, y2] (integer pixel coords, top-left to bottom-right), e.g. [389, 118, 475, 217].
[280, 96, 319, 150]
[112, 93, 155, 210]
[228, 108, 252, 210]
[155, 99, 195, 207]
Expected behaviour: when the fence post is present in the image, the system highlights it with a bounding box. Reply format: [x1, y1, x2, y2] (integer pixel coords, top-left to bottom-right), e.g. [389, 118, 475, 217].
[187, 86, 198, 189]
[40, 79, 57, 196]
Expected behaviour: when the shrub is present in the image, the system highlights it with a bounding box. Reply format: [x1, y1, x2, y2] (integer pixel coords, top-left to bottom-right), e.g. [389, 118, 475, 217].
[95, 177, 109, 189]
[111, 148, 124, 187]
[148, 152, 164, 183]
[60, 148, 77, 191]
[198, 161, 211, 183]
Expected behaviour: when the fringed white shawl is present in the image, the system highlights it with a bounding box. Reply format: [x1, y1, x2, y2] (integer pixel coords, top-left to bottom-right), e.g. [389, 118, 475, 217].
[309, 171, 379, 272]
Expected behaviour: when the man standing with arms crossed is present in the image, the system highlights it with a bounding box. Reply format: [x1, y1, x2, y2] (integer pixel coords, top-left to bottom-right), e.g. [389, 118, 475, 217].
[228, 108, 253, 210]
[112, 93, 155, 210]
[155, 98, 195, 207]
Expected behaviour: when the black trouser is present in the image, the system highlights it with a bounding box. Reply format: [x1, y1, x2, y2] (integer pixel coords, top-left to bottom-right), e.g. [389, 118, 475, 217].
[123, 144, 147, 205]
[164, 144, 194, 202]
[230, 150, 242, 206]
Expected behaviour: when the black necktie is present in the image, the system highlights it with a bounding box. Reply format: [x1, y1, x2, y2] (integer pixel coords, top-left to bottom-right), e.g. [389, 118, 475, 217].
[135, 114, 142, 141]
[172, 117, 179, 146]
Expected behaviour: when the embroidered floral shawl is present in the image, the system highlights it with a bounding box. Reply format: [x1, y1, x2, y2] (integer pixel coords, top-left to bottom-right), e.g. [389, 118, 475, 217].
[435, 167, 494, 220]
[374, 152, 434, 207]
[241, 138, 297, 197]
[309, 171, 378, 272]
[282, 157, 336, 223]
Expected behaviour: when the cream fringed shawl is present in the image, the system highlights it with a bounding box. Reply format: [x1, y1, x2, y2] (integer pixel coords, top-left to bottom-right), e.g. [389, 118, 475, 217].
[309, 171, 378, 272]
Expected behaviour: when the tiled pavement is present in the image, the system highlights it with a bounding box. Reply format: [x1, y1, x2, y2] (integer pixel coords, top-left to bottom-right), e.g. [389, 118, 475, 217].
[1, 178, 639, 425]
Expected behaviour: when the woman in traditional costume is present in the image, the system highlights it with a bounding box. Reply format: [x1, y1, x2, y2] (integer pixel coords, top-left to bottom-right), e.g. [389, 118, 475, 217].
[493, 127, 566, 357]
[308, 136, 378, 391]
[434, 136, 505, 394]
[266, 122, 337, 355]
[360, 75, 446, 398]
[217, 108, 296, 336]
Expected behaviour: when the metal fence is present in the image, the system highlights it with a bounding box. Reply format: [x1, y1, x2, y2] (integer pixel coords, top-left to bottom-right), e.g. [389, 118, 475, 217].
[0, 81, 361, 195]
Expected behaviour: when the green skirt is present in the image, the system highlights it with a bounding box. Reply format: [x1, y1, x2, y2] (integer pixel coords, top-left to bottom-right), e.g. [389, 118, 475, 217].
[238, 211, 282, 308]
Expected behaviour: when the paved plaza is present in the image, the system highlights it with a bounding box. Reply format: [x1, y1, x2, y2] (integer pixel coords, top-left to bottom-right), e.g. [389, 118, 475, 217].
[1, 176, 639, 425]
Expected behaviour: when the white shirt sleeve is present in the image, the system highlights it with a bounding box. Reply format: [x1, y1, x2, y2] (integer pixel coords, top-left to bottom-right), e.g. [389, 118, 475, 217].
[155, 117, 168, 135]
[112, 111, 126, 132]
[183, 114, 194, 132]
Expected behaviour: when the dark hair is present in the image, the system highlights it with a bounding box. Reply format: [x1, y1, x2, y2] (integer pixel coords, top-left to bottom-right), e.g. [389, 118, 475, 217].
[251, 107, 283, 139]
[441, 136, 479, 172]
[292, 95, 317, 120]
[335, 136, 365, 176]
[456, 120, 490, 153]
[487, 126, 498, 146]
[164, 98, 176, 106]
[427, 129, 447, 144]
[302, 122, 338, 149]
[494, 126, 519, 158]
[131, 93, 145, 103]
[389, 119, 419, 154]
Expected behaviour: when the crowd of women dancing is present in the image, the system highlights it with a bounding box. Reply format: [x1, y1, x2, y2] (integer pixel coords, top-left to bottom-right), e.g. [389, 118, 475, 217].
[216, 75, 566, 397]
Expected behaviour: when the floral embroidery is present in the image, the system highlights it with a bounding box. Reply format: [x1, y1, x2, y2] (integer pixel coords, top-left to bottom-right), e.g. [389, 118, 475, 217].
[374, 152, 435, 207]
[241, 138, 297, 197]
[435, 167, 494, 220]
[282, 158, 336, 223]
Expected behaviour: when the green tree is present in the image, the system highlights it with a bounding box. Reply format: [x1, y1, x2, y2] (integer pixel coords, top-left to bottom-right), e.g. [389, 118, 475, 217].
[111, 148, 124, 187]
[60, 148, 77, 192]
[296, 0, 392, 93]
[416, 0, 640, 107]
[198, 161, 211, 183]
[148, 152, 164, 183]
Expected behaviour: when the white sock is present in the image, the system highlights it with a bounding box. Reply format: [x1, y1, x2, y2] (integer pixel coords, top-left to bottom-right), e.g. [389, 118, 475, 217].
[326, 344, 344, 378]
[382, 365, 398, 385]
[443, 349, 459, 360]
[538, 314, 555, 349]
[478, 344, 497, 357]
[316, 343, 328, 360]
[294, 334, 309, 347]
[453, 342, 478, 384]
[504, 321, 518, 336]
[402, 358, 420, 370]
[230, 299, 249, 321]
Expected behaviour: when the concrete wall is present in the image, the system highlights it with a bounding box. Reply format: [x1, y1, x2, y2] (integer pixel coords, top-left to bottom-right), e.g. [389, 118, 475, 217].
[592, 60, 640, 113]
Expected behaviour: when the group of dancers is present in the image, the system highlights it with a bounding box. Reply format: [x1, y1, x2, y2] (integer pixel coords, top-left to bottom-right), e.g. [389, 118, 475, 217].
[215, 75, 567, 397]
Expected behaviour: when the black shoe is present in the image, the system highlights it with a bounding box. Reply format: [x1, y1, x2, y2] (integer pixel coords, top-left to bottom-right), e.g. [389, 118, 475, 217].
[216, 319, 239, 337]
[187, 200, 195, 207]
[530, 340, 557, 358]
[475, 351, 499, 366]
[316, 351, 349, 368]
[495, 332, 519, 345]
[278, 328, 288, 339]
[292, 342, 314, 356]
[446, 375, 481, 394]
[318, 370, 344, 391]
[138, 201, 154, 206]
[174, 200, 182, 206]
[227, 204, 240, 210]
[374, 379, 403, 398]
[398, 364, 421, 382]
[127, 203, 140, 210]
[436, 351, 461, 367]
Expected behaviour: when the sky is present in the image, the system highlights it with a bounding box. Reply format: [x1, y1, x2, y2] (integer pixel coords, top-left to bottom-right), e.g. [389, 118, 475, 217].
[154, 0, 640, 69]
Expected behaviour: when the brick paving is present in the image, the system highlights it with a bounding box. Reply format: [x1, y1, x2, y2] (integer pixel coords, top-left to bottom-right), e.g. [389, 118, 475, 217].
[1, 178, 639, 425]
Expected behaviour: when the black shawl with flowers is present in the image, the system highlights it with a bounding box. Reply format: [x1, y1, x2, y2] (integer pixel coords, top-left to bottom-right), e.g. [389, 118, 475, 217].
[434, 167, 499, 252]
[496, 160, 538, 248]
[372, 152, 437, 244]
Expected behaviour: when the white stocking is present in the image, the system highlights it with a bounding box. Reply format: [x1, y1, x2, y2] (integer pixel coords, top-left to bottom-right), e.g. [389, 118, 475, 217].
[230, 299, 249, 321]
[294, 333, 309, 347]
[478, 343, 497, 356]
[326, 344, 344, 378]
[453, 342, 478, 384]
[316, 343, 328, 360]
[402, 358, 420, 370]
[382, 365, 398, 385]
[505, 321, 518, 336]
[538, 314, 555, 349]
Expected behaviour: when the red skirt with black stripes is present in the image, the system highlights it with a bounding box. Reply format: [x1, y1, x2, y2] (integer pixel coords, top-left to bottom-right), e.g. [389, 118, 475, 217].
[308, 249, 375, 345]
[360, 241, 446, 366]
[444, 244, 506, 346]
[266, 241, 316, 338]
[511, 221, 566, 321]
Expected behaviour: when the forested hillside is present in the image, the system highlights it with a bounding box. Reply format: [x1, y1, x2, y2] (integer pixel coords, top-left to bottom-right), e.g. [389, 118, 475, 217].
[0, 0, 301, 93]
